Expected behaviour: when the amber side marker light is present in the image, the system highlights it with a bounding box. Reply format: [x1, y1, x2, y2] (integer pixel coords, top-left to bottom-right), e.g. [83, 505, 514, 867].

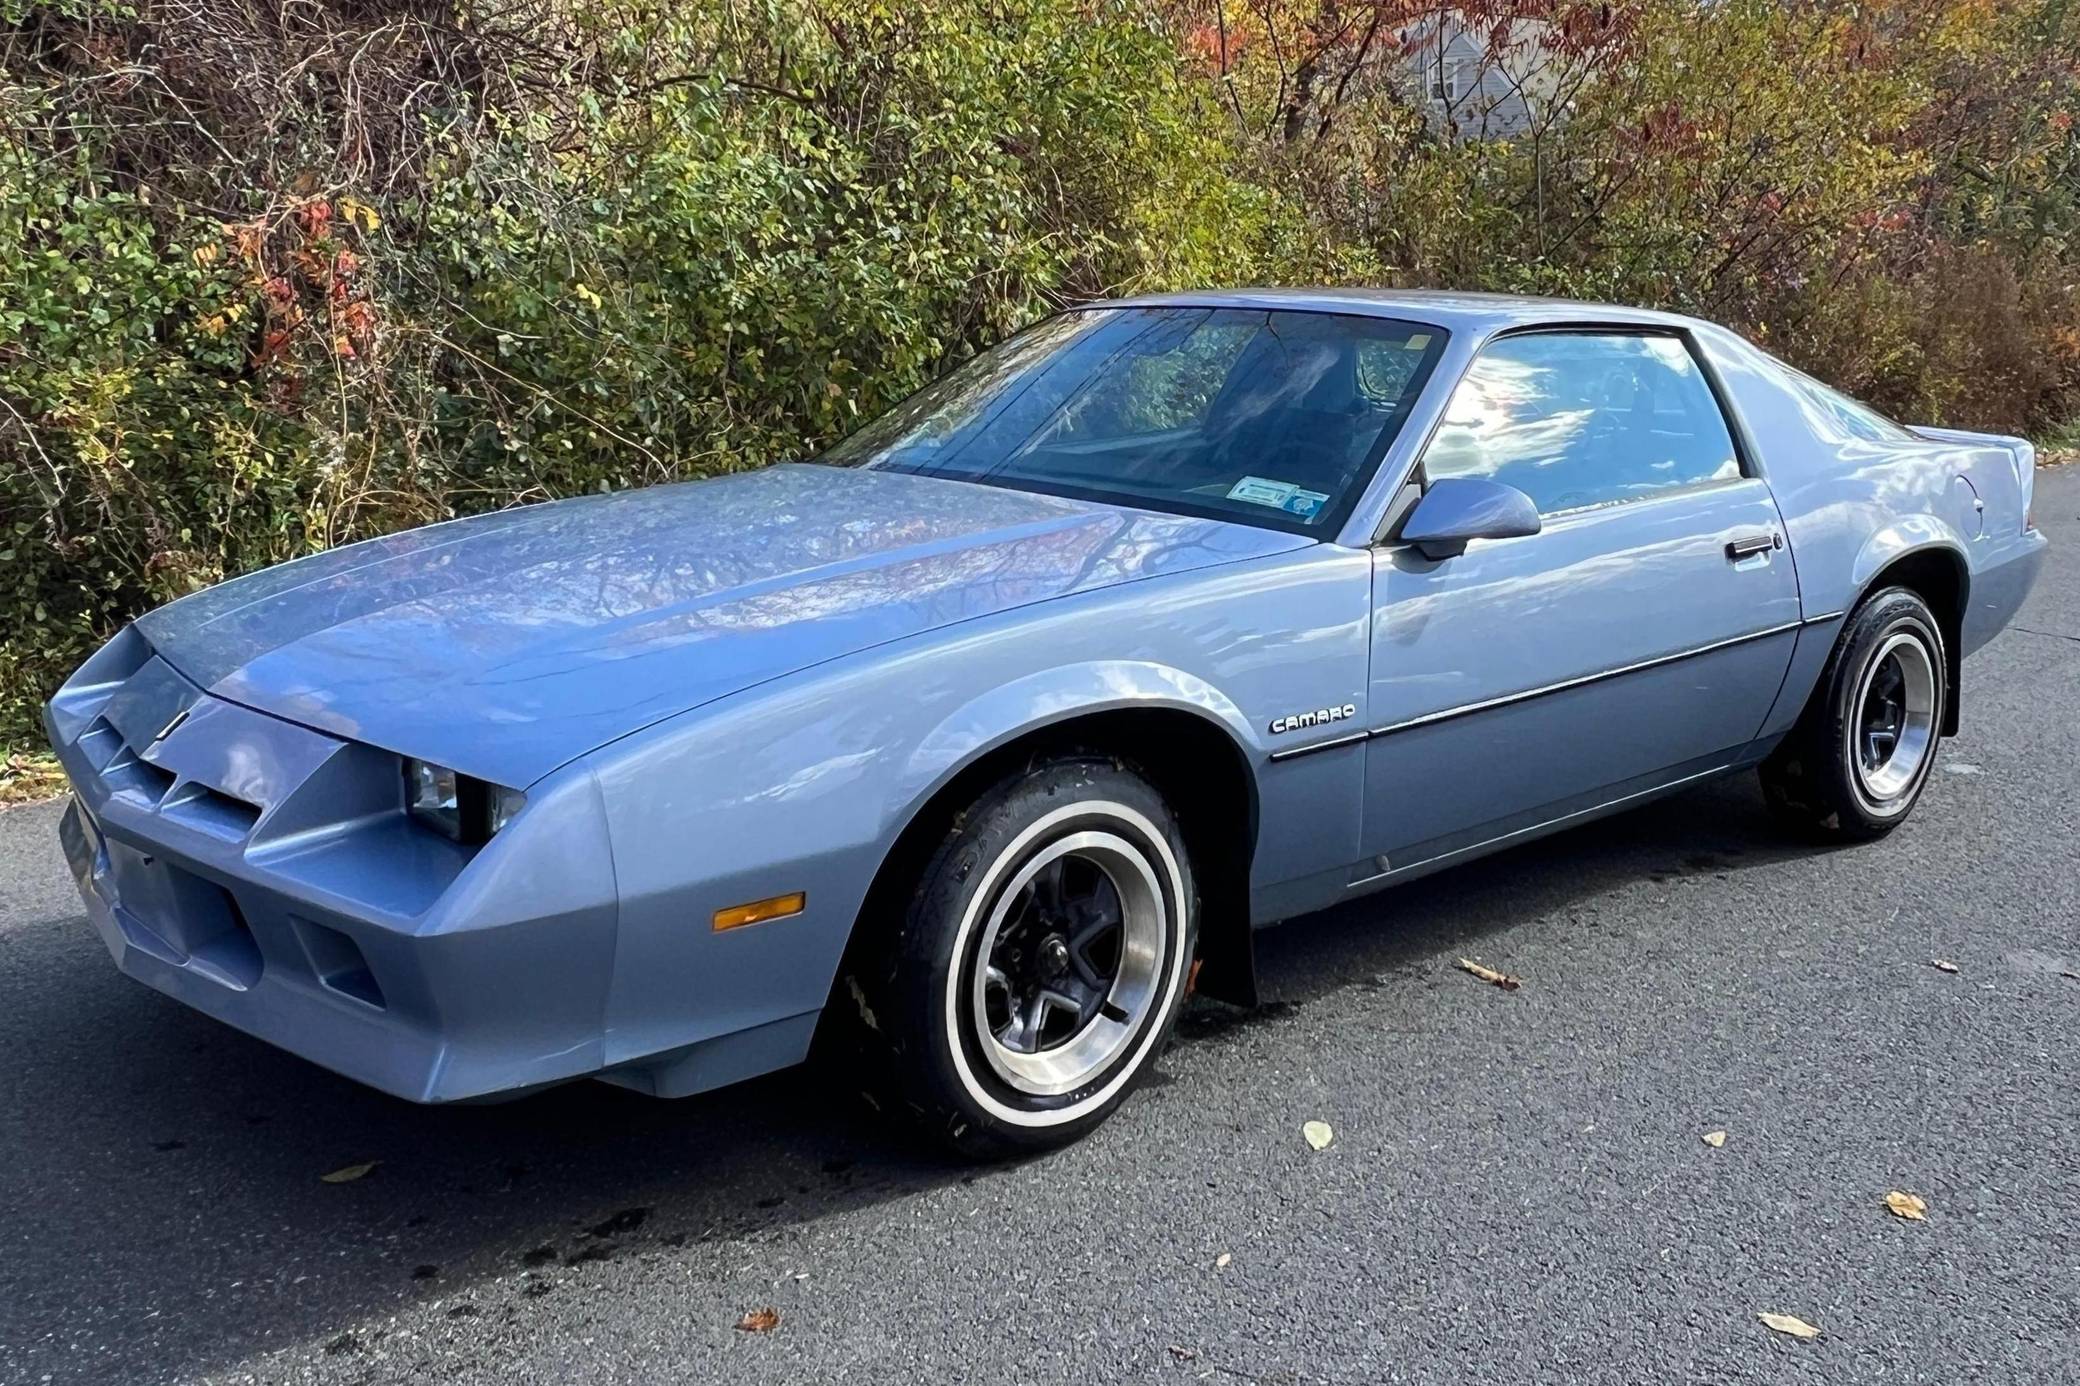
[712, 892, 806, 932]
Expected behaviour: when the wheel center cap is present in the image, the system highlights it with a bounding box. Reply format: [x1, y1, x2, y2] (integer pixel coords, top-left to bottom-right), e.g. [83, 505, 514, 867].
[1037, 934, 1070, 981]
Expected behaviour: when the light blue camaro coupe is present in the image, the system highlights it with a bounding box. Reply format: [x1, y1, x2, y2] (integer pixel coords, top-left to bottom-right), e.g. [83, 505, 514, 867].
[49, 290, 2045, 1154]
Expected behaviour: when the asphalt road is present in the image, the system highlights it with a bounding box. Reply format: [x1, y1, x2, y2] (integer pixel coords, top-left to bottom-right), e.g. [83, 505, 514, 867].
[4, 469, 2077, 1386]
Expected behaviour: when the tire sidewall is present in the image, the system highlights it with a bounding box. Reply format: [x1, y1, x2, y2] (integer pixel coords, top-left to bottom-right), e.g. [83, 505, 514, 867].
[1823, 589, 1946, 831]
[902, 761, 1197, 1150]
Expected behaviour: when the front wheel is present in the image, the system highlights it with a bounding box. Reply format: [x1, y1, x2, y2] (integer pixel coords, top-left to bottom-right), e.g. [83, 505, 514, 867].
[1760, 586, 1947, 840]
[843, 758, 1197, 1158]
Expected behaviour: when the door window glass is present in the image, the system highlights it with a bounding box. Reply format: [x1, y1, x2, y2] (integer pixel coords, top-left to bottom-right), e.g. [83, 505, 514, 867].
[1422, 332, 1742, 515]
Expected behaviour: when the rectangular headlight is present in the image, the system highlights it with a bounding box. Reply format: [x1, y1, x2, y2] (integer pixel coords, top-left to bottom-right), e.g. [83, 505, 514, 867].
[403, 759, 525, 844]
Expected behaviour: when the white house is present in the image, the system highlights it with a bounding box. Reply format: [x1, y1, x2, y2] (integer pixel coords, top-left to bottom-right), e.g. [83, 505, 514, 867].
[1391, 11, 1572, 141]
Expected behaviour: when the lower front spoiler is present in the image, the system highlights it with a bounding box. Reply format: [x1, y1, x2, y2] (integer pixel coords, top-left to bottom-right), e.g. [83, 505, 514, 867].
[58, 798, 823, 1104]
[58, 797, 603, 1103]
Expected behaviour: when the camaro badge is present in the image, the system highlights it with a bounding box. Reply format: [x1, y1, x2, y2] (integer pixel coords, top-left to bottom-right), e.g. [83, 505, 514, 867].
[1270, 703, 1358, 735]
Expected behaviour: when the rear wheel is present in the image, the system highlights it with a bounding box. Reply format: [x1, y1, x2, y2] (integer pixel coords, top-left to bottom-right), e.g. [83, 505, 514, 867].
[1760, 587, 1946, 840]
[842, 758, 1196, 1158]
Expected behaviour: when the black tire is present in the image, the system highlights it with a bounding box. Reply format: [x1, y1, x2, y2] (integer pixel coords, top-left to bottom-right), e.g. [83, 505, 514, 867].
[841, 757, 1197, 1158]
[1759, 586, 1947, 841]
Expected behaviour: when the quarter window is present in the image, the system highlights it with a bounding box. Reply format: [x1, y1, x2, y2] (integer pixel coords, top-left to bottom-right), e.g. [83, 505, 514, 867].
[1421, 332, 1742, 516]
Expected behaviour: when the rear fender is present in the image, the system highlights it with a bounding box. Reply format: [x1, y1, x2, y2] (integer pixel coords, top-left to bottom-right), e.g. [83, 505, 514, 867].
[1847, 525, 1969, 734]
[1847, 517, 1970, 596]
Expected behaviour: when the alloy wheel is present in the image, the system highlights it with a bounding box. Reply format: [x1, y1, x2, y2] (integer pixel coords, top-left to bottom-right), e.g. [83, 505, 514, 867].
[1850, 630, 1938, 812]
[969, 831, 1167, 1098]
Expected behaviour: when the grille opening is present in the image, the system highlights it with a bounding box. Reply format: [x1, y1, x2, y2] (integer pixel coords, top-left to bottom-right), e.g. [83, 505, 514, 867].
[163, 783, 262, 840]
[104, 749, 176, 805]
[292, 917, 386, 1010]
[79, 716, 123, 770]
[156, 876, 264, 990]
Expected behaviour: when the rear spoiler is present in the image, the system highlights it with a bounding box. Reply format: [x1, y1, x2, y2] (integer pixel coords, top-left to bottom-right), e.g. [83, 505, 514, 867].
[1908, 423, 2035, 461]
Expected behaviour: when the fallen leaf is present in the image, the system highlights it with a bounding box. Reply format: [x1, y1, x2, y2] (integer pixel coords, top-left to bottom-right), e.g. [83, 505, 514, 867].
[1884, 1190, 1928, 1221]
[1931, 959, 1960, 974]
[320, 1161, 378, 1184]
[1215, 1252, 1232, 1269]
[1758, 1312, 1821, 1339]
[1702, 1130, 1728, 1149]
[1302, 1120, 1334, 1151]
[1457, 958, 1521, 991]
[735, 1307, 780, 1333]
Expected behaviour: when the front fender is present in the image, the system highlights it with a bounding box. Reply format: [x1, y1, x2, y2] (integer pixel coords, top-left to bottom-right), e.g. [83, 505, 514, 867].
[898, 659, 1258, 815]
[576, 638, 1274, 1083]
[891, 661, 1267, 1008]
[577, 543, 1369, 1084]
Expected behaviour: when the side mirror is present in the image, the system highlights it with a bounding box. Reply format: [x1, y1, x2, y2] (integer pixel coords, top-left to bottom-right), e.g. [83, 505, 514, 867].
[1396, 477, 1541, 560]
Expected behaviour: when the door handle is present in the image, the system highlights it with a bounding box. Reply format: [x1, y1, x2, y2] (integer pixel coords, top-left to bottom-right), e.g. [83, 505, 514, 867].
[1726, 532, 1781, 561]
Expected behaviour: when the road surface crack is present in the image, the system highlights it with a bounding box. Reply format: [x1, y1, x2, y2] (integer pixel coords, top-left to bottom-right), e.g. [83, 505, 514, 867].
[2011, 625, 2080, 646]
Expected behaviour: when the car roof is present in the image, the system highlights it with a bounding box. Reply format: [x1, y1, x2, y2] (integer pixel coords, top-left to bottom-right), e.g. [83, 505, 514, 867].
[1094, 287, 1702, 336]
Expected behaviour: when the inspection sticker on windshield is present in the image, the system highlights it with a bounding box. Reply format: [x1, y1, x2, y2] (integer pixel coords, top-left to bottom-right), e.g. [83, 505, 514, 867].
[1227, 476, 1330, 518]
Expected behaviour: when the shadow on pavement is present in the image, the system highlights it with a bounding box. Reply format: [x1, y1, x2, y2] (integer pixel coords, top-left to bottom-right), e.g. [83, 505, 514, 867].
[1248, 771, 1810, 1007]
[2, 770, 1812, 1382]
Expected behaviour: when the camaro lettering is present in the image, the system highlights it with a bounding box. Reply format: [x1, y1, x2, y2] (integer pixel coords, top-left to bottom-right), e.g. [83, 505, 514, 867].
[1270, 704, 1359, 735]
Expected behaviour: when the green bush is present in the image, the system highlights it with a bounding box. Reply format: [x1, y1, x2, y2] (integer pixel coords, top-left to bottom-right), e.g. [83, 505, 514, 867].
[0, 0, 1307, 749]
[2, 0, 2075, 753]
[1, 91, 297, 744]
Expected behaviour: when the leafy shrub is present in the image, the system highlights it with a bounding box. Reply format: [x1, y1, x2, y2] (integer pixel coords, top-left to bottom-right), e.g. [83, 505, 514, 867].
[2, 0, 2076, 753]
[0, 0, 1299, 748]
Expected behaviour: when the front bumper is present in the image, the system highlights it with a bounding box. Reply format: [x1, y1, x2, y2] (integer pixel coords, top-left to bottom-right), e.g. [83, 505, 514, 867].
[46, 631, 619, 1103]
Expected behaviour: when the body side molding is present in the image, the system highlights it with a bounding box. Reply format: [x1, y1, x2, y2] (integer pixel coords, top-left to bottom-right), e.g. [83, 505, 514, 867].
[1266, 613, 1842, 763]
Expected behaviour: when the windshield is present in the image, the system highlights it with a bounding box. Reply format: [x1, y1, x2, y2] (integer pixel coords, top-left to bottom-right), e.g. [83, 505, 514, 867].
[822, 307, 1448, 535]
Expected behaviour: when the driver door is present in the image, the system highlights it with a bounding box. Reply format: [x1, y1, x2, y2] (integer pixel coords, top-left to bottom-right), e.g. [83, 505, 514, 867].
[1358, 329, 1801, 878]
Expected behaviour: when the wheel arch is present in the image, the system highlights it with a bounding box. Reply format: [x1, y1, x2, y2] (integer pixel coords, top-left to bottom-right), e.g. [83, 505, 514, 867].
[827, 695, 1263, 1034]
[1850, 541, 1969, 735]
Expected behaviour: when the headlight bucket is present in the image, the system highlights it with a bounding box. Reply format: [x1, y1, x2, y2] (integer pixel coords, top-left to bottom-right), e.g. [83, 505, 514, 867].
[403, 758, 525, 845]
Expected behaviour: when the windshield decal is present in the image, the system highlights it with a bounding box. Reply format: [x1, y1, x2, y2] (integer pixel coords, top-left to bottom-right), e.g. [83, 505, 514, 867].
[1227, 476, 1332, 518]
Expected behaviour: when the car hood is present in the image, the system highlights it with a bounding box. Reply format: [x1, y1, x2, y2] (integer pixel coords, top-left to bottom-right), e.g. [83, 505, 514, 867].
[135, 464, 1308, 787]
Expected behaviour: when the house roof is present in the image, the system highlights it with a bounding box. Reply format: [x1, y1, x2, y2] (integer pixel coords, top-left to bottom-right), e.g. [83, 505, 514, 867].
[1396, 13, 1562, 82]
